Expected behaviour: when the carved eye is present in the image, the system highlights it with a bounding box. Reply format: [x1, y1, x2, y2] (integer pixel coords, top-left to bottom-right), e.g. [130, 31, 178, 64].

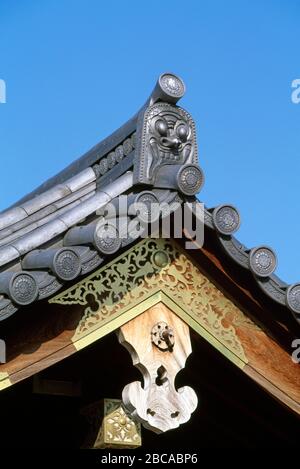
[176, 124, 189, 142]
[155, 119, 168, 136]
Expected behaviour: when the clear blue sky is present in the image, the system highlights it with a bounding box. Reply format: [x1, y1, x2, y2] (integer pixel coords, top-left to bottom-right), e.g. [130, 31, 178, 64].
[0, 0, 299, 283]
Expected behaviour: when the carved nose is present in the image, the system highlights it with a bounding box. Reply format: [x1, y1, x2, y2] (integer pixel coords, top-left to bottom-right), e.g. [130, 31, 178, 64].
[160, 136, 181, 149]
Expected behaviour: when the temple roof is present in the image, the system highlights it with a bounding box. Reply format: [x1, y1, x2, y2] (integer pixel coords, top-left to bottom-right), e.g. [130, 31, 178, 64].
[0, 73, 299, 327]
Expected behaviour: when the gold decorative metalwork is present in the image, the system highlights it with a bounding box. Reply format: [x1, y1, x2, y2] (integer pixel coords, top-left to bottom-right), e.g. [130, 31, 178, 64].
[50, 238, 249, 363]
[82, 398, 141, 449]
[102, 399, 141, 448]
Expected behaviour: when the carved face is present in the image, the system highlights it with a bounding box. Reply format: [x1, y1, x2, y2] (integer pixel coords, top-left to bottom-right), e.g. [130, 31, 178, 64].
[135, 103, 198, 184]
[150, 111, 192, 161]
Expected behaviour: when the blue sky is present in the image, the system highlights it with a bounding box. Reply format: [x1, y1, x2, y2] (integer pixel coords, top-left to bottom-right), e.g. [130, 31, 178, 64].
[0, 0, 299, 283]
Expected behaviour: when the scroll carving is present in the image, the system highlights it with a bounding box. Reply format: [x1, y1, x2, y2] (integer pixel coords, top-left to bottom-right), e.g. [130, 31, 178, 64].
[50, 238, 248, 362]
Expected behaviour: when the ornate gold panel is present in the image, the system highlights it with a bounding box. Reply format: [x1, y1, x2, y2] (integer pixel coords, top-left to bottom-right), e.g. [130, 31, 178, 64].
[50, 238, 251, 365]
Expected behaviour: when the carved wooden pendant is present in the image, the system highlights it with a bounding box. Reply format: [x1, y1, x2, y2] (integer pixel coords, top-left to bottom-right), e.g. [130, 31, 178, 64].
[118, 303, 198, 434]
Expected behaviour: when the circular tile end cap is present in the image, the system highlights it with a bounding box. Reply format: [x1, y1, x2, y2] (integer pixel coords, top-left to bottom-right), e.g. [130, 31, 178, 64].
[9, 272, 39, 306]
[177, 164, 204, 196]
[94, 223, 122, 255]
[212, 204, 241, 235]
[53, 248, 82, 281]
[135, 191, 160, 224]
[249, 246, 277, 277]
[286, 283, 300, 319]
[159, 73, 186, 99]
